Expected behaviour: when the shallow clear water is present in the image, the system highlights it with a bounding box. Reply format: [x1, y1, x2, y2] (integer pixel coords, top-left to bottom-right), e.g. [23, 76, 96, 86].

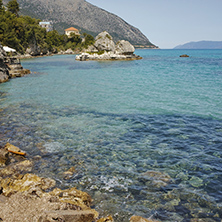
[0, 49, 222, 221]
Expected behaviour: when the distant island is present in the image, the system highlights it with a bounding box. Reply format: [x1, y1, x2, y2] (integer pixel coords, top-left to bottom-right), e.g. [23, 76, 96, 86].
[174, 41, 222, 49]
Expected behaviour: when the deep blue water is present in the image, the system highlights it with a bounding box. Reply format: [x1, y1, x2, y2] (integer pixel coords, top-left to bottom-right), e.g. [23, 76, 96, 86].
[0, 49, 222, 221]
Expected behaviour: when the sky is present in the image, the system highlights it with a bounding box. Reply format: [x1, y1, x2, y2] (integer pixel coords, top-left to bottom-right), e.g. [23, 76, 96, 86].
[86, 0, 222, 49]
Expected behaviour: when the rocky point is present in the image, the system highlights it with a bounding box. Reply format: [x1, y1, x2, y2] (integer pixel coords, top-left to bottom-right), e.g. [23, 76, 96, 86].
[76, 31, 142, 61]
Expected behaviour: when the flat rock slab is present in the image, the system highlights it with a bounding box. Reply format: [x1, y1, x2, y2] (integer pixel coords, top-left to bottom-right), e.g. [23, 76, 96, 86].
[40, 210, 95, 222]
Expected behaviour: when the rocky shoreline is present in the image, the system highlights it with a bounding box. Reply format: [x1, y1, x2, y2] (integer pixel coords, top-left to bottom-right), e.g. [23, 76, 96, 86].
[0, 42, 81, 84]
[1, 31, 143, 83]
[0, 143, 157, 222]
[0, 44, 31, 83]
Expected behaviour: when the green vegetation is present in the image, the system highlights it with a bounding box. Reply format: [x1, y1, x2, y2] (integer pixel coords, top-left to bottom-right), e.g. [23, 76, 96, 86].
[105, 34, 112, 40]
[0, 0, 94, 54]
[7, 0, 19, 17]
[87, 50, 105, 55]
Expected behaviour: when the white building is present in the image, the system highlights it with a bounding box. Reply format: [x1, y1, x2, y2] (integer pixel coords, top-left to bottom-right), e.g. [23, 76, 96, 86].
[65, 27, 80, 37]
[39, 21, 53, 32]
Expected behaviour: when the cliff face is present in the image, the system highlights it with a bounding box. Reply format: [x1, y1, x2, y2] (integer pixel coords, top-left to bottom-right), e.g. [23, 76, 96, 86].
[3, 0, 157, 47]
[0, 44, 9, 83]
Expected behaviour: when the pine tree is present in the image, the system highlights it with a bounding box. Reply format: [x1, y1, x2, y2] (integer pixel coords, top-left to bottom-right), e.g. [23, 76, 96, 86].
[0, 0, 4, 13]
[7, 0, 19, 17]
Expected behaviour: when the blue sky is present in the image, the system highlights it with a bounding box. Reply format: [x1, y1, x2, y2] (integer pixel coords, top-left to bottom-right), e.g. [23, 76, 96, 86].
[87, 0, 222, 48]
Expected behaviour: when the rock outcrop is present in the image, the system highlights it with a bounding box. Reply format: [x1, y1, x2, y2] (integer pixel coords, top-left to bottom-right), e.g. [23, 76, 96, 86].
[0, 43, 31, 83]
[4, 57, 31, 78]
[0, 43, 9, 83]
[76, 31, 142, 61]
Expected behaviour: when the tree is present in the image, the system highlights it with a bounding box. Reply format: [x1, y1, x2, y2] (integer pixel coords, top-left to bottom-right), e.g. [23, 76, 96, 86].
[7, 0, 19, 17]
[0, 0, 5, 13]
[84, 33, 94, 46]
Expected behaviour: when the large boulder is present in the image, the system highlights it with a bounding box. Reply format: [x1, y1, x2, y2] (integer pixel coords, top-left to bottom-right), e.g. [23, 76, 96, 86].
[94, 31, 115, 52]
[115, 40, 135, 55]
[0, 43, 9, 83]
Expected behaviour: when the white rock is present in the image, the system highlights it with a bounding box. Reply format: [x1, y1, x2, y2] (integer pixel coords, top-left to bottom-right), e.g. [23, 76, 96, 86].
[94, 31, 115, 52]
[115, 40, 135, 55]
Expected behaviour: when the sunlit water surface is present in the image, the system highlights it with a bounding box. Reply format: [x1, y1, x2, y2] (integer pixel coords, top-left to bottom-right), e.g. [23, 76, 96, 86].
[0, 49, 222, 221]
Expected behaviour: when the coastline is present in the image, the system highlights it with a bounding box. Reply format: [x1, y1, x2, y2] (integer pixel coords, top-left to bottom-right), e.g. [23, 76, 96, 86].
[0, 142, 156, 222]
[2, 51, 221, 220]
[0, 48, 80, 84]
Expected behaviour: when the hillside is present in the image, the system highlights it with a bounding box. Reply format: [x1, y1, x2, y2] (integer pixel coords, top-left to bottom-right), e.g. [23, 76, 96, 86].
[174, 41, 222, 49]
[3, 0, 157, 48]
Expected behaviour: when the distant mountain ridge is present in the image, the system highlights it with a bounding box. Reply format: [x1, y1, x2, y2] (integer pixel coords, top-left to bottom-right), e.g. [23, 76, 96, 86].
[174, 41, 222, 49]
[3, 0, 157, 48]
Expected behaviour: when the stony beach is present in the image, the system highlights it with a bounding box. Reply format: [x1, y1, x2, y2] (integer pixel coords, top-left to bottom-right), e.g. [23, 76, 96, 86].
[0, 142, 158, 222]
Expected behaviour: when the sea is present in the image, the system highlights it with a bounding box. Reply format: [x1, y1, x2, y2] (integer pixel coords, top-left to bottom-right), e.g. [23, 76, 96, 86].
[0, 49, 222, 221]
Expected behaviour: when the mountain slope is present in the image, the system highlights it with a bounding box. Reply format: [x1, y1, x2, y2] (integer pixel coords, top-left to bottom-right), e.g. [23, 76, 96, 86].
[3, 0, 157, 47]
[174, 41, 222, 49]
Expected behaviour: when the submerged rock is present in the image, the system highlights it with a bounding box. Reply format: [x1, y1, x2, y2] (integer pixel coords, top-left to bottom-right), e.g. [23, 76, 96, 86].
[190, 219, 216, 222]
[63, 166, 76, 180]
[96, 215, 114, 222]
[189, 176, 203, 188]
[141, 170, 172, 188]
[130, 215, 160, 222]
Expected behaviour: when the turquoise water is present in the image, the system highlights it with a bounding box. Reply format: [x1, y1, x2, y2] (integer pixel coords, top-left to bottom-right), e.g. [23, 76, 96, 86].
[0, 49, 222, 221]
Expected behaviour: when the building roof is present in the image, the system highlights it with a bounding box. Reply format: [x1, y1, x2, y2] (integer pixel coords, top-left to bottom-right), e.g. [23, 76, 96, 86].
[39, 21, 52, 25]
[65, 27, 79, 31]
